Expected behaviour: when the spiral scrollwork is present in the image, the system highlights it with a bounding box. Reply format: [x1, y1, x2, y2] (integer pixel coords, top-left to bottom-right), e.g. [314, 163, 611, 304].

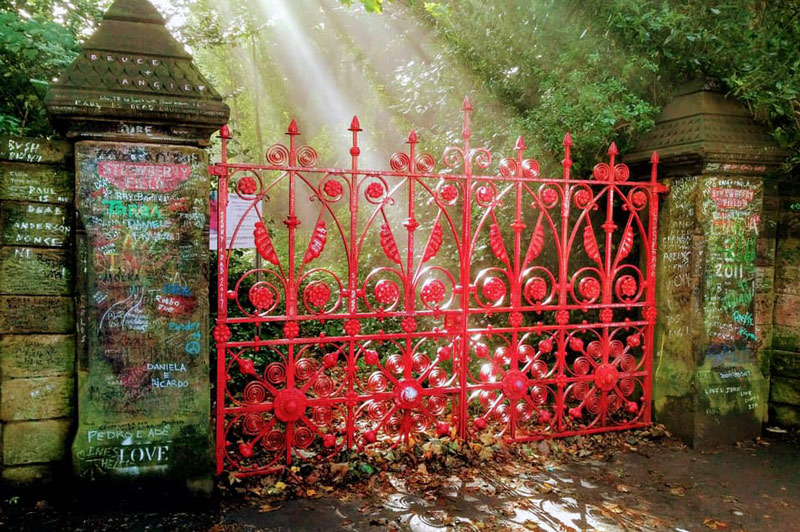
[243, 382, 268, 404]
[312, 406, 333, 425]
[266, 143, 289, 166]
[296, 145, 318, 167]
[242, 413, 265, 435]
[498, 157, 517, 177]
[294, 427, 314, 449]
[416, 153, 436, 173]
[266, 362, 286, 384]
[263, 430, 285, 451]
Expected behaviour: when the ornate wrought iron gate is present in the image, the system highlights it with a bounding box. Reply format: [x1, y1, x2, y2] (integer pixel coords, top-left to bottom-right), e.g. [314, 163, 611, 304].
[211, 99, 664, 476]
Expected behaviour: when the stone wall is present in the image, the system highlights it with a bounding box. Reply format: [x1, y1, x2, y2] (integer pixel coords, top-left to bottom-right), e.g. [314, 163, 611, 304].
[0, 137, 75, 484]
[653, 173, 771, 446]
[72, 141, 211, 482]
[769, 180, 800, 426]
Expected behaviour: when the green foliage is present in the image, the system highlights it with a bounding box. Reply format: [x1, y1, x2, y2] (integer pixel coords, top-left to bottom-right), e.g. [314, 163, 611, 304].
[415, 0, 800, 172]
[579, 0, 800, 169]
[409, 0, 662, 174]
[0, 1, 107, 137]
[340, 0, 388, 14]
[2, 0, 798, 171]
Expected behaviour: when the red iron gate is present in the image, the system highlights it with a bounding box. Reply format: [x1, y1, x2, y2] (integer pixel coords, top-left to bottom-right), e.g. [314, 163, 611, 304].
[211, 99, 664, 476]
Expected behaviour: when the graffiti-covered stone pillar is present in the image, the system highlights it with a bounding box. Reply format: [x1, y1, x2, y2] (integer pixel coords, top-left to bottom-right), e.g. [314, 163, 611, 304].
[628, 79, 785, 447]
[45, 0, 228, 488]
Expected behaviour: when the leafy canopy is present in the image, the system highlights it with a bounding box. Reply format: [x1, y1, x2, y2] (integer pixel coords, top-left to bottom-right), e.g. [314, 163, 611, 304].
[1, 0, 799, 174]
[417, 0, 800, 171]
[0, 1, 107, 136]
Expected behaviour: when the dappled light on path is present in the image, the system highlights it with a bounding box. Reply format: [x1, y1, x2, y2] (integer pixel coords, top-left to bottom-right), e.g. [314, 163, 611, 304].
[370, 462, 666, 532]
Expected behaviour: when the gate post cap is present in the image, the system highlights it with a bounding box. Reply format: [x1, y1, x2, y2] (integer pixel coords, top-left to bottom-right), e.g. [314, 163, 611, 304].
[44, 0, 229, 146]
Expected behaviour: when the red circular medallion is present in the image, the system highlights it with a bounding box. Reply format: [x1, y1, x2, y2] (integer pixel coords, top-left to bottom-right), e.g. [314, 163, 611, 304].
[273, 388, 307, 423]
[594, 364, 619, 392]
[394, 380, 423, 409]
[502, 370, 527, 400]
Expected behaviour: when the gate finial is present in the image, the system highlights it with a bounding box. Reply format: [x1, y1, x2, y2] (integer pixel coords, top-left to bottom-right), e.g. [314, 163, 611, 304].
[461, 96, 473, 142]
[650, 151, 659, 183]
[562, 132, 573, 179]
[349, 116, 361, 164]
[515, 136, 526, 158]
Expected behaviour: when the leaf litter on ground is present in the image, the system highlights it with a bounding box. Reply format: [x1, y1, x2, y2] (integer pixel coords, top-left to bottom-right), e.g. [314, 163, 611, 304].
[219, 425, 683, 530]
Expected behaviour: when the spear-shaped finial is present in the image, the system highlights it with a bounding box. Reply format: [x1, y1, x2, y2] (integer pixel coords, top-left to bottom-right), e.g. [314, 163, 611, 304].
[408, 130, 418, 144]
[287, 119, 299, 136]
[461, 95, 473, 142]
[515, 136, 526, 166]
[562, 132, 573, 179]
[349, 116, 361, 163]
[220, 124, 231, 139]
[608, 141, 618, 171]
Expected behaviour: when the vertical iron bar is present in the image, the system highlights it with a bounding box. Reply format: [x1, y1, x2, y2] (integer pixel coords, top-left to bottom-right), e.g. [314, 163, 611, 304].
[215, 126, 230, 474]
[346, 117, 361, 449]
[286, 121, 298, 465]
[644, 152, 661, 423]
[557, 133, 572, 433]
[600, 145, 618, 427]
[458, 97, 473, 440]
[509, 137, 525, 440]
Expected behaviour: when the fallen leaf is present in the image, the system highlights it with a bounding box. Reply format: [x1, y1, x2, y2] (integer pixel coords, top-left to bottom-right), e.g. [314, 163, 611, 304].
[478, 447, 495, 461]
[603, 502, 623, 514]
[258, 503, 283, 513]
[669, 486, 686, 497]
[616, 484, 631, 493]
[331, 463, 349, 481]
[703, 517, 729, 530]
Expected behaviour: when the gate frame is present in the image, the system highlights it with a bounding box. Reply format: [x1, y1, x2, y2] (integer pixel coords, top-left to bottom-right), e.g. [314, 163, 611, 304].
[210, 98, 665, 476]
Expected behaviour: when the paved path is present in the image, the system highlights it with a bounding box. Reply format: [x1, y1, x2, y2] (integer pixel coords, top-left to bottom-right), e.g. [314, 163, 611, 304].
[2, 432, 799, 531]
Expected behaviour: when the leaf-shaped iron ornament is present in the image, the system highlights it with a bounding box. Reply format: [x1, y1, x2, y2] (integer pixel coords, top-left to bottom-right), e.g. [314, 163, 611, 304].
[583, 224, 602, 266]
[303, 219, 327, 266]
[380, 223, 402, 264]
[523, 220, 545, 266]
[615, 225, 634, 264]
[254, 221, 280, 265]
[489, 222, 509, 264]
[422, 222, 443, 263]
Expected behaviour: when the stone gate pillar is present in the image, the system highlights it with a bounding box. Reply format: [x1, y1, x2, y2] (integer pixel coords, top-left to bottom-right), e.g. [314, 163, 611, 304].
[45, 0, 228, 488]
[628, 79, 785, 447]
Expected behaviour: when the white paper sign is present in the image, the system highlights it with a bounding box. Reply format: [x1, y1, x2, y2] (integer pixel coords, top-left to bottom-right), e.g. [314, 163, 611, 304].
[209, 193, 260, 250]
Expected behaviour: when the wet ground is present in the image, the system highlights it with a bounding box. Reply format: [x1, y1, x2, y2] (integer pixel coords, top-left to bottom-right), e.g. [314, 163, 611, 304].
[2, 429, 799, 531]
